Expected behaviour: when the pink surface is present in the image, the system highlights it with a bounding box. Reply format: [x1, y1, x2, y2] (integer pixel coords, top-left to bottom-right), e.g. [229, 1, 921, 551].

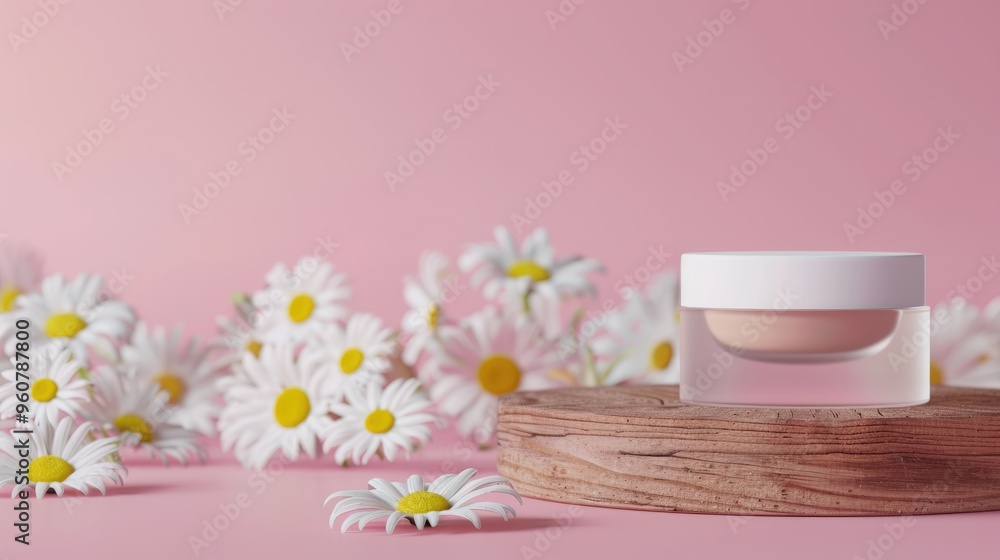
[3, 0, 1000, 558]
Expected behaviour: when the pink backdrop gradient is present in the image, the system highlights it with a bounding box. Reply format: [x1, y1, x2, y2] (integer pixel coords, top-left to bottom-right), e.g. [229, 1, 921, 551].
[2, 1, 1000, 559]
[3, 0, 1000, 332]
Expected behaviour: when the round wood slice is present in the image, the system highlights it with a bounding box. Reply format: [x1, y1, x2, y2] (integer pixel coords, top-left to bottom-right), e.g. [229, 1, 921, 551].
[496, 385, 1000, 516]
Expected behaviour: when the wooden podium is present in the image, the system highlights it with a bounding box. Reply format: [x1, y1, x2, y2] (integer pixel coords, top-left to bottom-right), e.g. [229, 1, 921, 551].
[497, 385, 1000, 516]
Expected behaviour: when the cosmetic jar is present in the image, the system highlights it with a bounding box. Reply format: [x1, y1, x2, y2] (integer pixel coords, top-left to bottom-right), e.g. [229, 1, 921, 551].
[679, 252, 929, 407]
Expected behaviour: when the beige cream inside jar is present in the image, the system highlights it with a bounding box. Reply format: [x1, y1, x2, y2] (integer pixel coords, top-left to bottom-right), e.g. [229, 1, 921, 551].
[703, 309, 901, 362]
[679, 252, 929, 407]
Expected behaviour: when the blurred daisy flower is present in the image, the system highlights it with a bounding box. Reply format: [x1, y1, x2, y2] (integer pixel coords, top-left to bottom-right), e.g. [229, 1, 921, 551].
[0, 242, 42, 314]
[401, 251, 455, 369]
[459, 227, 602, 337]
[0, 348, 90, 427]
[930, 296, 1000, 387]
[253, 257, 350, 344]
[301, 313, 395, 399]
[0, 417, 125, 498]
[87, 368, 205, 466]
[590, 272, 680, 385]
[6, 273, 135, 365]
[325, 468, 521, 534]
[429, 307, 561, 444]
[322, 378, 435, 465]
[218, 343, 333, 470]
[120, 323, 225, 435]
[216, 293, 267, 366]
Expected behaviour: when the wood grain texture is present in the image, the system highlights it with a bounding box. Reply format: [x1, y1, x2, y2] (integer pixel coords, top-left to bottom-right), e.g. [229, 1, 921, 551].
[496, 385, 1000, 516]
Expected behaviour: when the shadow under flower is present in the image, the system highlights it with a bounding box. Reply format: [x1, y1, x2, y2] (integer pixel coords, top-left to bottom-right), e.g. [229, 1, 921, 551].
[102, 482, 212, 496]
[382, 515, 595, 537]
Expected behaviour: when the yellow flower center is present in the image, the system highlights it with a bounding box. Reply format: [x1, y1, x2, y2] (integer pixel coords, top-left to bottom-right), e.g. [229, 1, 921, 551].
[114, 414, 154, 443]
[930, 361, 943, 385]
[246, 340, 262, 358]
[396, 491, 451, 515]
[154, 373, 185, 405]
[364, 409, 395, 434]
[427, 304, 440, 329]
[507, 260, 550, 282]
[340, 347, 364, 374]
[287, 294, 315, 323]
[477, 355, 522, 396]
[650, 341, 674, 371]
[31, 378, 58, 402]
[0, 285, 21, 312]
[44, 313, 87, 339]
[274, 387, 311, 428]
[28, 455, 75, 483]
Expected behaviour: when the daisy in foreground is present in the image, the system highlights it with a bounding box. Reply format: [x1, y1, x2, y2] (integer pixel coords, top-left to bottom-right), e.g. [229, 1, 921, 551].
[325, 469, 521, 534]
[322, 378, 435, 465]
[0, 417, 125, 498]
[5, 273, 135, 363]
[0, 348, 91, 427]
[120, 323, 224, 435]
[219, 343, 334, 470]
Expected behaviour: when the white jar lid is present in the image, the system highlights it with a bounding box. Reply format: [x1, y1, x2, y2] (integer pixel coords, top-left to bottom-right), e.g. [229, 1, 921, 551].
[681, 251, 925, 310]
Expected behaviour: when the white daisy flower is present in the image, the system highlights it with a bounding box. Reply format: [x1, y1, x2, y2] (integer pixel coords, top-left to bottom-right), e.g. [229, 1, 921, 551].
[930, 296, 1000, 387]
[0, 243, 41, 368]
[216, 313, 265, 367]
[322, 378, 435, 465]
[591, 272, 680, 385]
[459, 226, 602, 336]
[429, 307, 561, 444]
[325, 468, 521, 534]
[86, 368, 205, 466]
[0, 348, 90, 427]
[218, 343, 334, 470]
[401, 251, 455, 367]
[5, 274, 135, 365]
[253, 257, 350, 344]
[0, 417, 125, 498]
[120, 323, 224, 436]
[0, 243, 42, 314]
[301, 313, 395, 399]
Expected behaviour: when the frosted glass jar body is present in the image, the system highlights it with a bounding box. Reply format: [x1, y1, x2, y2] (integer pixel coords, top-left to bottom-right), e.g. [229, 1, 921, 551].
[679, 306, 930, 407]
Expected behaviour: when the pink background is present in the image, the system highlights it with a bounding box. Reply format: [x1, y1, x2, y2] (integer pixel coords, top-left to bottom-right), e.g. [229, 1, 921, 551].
[2, 1, 1000, 558]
